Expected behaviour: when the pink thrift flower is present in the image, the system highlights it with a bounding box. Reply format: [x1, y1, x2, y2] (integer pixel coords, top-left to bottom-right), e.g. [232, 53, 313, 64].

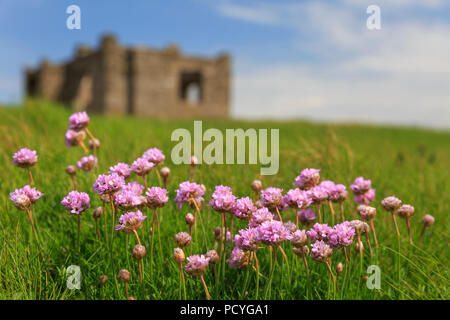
[76, 155, 97, 172]
[354, 188, 375, 205]
[248, 207, 274, 228]
[109, 162, 131, 179]
[12, 148, 38, 168]
[142, 148, 165, 165]
[422, 214, 435, 226]
[260, 187, 283, 209]
[146, 187, 169, 209]
[185, 254, 210, 276]
[327, 221, 355, 249]
[69, 111, 90, 131]
[255, 220, 291, 245]
[350, 177, 372, 195]
[329, 184, 348, 203]
[290, 229, 308, 248]
[310, 240, 333, 262]
[306, 223, 332, 242]
[115, 210, 147, 233]
[10, 185, 43, 210]
[381, 196, 402, 211]
[297, 208, 316, 225]
[114, 191, 144, 211]
[234, 197, 257, 220]
[284, 188, 312, 209]
[294, 168, 320, 190]
[93, 173, 125, 195]
[228, 247, 249, 269]
[209, 185, 236, 213]
[310, 186, 329, 205]
[122, 181, 144, 195]
[174, 181, 205, 209]
[357, 205, 376, 221]
[131, 157, 154, 176]
[398, 204, 415, 218]
[284, 221, 297, 233]
[175, 232, 192, 247]
[61, 191, 90, 215]
[65, 129, 86, 147]
[234, 228, 259, 251]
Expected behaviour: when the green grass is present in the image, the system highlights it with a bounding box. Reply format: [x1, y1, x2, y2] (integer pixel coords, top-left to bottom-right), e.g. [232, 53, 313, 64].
[0, 99, 448, 300]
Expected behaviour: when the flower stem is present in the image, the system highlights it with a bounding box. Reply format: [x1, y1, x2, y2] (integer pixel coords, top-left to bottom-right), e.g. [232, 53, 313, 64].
[391, 211, 401, 237]
[27, 167, 34, 186]
[369, 219, 378, 248]
[179, 262, 186, 300]
[200, 275, 211, 300]
[406, 217, 413, 244]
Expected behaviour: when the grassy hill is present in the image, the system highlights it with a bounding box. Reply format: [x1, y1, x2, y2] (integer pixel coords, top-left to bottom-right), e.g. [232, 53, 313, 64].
[0, 99, 448, 299]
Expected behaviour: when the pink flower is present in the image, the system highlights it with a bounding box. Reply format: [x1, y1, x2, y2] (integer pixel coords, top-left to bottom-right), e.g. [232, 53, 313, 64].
[228, 247, 249, 269]
[76, 155, 97, 172]
[93, 173, 125, 195]
[10, 185, 43, 210]
[397, 204, 414, 218]
[354, 188, 376, 205]
[61, 191, 90, 215]
[234, 228, 259, 251]
[327, 221, 355, 249]
[175, 232, 192, 247]
[319, 180, 336, 196]
[115, 210, 147, 233]
[310, 240, 333, 262]
[381, 196, 402, 211]
[174, 181, 205, 209]
[329, 184, 348, 203]
[114, 191, 144, 210]
[422, 214, 435, 226]
[297, 208, 316, 225]
[185, 254, 210, 276]
[142, 148, 165, 165]
[209, 185, 236, 213]
[255, 220, 291, 245]
[68, 111, 90, 131]
[65, 129, 86, 147]
[146, 187, 169, 209]
[290, 229, 308, 248]
[109, 162, 131, 179]
[260, 187, 283, 209]
[294, 168, 320, 190]
[122, 181, 144, 195]
[284, 188, 312, 209]
[284, 221, 297, 233]
[350, 177, 372, 195]
[131, 157, 154, 176]
[357, 205, 376, 221]
[306, 223, 332, 242]
[248, 207, 274, 228]
[12, 148, 38, 168]
[310, 186, 329, 205]
[234, 197, 257, 220]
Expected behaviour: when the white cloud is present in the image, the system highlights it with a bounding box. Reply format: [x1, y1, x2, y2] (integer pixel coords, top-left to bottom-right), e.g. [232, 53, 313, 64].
[215, 0, 450, 128]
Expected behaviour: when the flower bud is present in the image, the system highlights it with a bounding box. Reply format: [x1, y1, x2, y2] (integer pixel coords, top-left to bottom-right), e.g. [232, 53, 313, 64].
[206, 250, 219, 264]
[66, 165, 77, 176]
[251, 180, 262, 192]
[422, 214, 435, 227]
[355, 241, 364, 254]
[92, 206, 103, 219]
[336, 262, 344, 275]
[117, 269, 131, 282]
[190, 155, 199, 166]
[160, 167, 170, 179]
[99, 274, 108, 286]
[128, 296, 136, 300]
[185, 213, 195, 226]
[132, 244, 147, 260]
[173, 247, 185, 263]
[255, 200, 263, 209]
[88, 138, 100, 150]
[175, 232, 192, 248]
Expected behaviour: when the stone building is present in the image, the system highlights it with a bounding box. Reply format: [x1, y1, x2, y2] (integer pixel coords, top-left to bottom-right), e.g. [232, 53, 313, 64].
[25, 35, 231, 118]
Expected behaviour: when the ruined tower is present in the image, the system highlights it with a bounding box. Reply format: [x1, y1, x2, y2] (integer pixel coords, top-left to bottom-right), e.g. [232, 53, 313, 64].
[25, 35, 231, 118]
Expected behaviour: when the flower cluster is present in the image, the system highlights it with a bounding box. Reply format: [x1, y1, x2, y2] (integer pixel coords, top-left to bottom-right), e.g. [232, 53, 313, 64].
[260, 187, 283, 209]
[93, 173, 125, 195]
[77, 155, 97, 172]
[10, 185, 43, 210]
[248, 207, 274, 228]
[61, 191, 90, 215]
[12, 148, 38, 168]
[294, 168, 320, 190]
[228, 247, 249, 269]
[146, 187, 169, 209]
[184, 255, 210, 276]
[306, 223, 332, 242]
[142, 148, 165, 165]
[131, 157, 154, 176]
[109, 162, 131, 179]
[234, 197, 257, 220]
[255, 220, 291, 245]
[115, 210, 147, 233]
[284, 188, 312, 209]
[234, 227, 259, 251]
[327, 221, 355, 249]
[209, 185, 236, 213]
[68, 111, 90, 130]
[310, 240, 333, 262]
[174, 181, 205, 209]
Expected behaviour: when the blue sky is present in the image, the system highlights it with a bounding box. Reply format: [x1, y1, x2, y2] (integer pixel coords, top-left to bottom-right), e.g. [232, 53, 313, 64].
[1, 0, 450, 128]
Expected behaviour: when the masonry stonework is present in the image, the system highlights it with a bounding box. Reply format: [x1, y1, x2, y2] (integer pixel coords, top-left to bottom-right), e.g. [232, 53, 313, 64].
[25, 35, 231, 118]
